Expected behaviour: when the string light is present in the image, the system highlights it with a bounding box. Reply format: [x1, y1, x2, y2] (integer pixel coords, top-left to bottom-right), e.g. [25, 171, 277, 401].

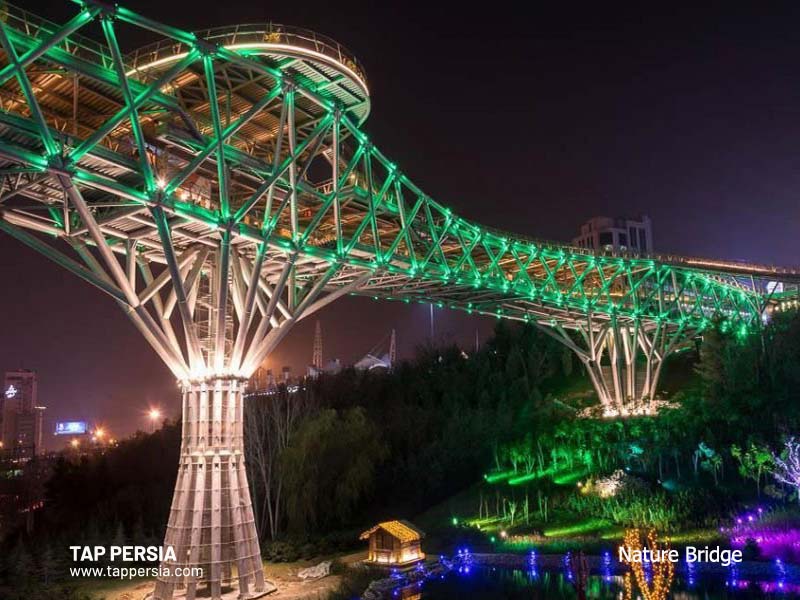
[620, 529, 674, 600]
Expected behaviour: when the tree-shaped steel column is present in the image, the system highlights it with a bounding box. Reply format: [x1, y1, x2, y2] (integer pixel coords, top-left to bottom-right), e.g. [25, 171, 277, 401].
[535, 314, 690, 416]
[0, 6, 371, 596]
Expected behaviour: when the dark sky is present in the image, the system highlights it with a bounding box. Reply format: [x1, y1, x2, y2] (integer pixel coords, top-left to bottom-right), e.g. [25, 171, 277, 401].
[3, 1, 800, 446]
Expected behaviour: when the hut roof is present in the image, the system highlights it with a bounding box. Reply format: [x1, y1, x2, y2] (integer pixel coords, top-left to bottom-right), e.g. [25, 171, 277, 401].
[359, 520, 425, 543]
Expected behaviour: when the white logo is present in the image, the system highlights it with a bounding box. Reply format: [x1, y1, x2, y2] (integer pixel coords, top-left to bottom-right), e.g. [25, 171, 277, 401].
[4, 385, 17, 399]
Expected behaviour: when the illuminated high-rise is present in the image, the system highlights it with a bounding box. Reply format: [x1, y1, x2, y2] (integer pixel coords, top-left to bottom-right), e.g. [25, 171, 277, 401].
[573, 215, 653, 254]
[1, 370, 45, 457]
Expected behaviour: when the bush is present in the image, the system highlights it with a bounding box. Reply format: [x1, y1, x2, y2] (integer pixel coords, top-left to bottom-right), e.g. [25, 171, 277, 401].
[260, 529, 361, 562]
[742, 538, 760, 561]
[261, 540, 301, 563]
[567, 486, 726, 532]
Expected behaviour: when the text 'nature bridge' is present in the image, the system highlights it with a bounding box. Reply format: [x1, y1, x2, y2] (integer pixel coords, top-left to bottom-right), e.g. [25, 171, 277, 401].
[0, 1, 798, 598]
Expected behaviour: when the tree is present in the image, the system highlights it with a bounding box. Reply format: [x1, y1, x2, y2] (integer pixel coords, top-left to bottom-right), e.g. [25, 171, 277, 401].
[281, 407, 387, 534]
[731, 442, 773, 497]
[244, 385, 313, 541]
[693, 442, 713, 477]
[9, 541, 35, 589]
[772, 438, 800, 504]
[38, 544, 60, 586]
[695, 326, 727, 403]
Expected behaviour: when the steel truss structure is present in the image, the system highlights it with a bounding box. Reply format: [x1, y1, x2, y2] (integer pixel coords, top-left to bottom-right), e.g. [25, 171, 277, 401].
[0, 1, 797, 597]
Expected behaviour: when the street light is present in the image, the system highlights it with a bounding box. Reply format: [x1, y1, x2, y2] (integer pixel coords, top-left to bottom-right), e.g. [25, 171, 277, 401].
[148, 408, 161, 433]
[70, 438, 79, 449]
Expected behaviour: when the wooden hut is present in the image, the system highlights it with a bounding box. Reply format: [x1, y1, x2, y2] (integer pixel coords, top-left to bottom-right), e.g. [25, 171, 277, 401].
[359, 520, 426, 567]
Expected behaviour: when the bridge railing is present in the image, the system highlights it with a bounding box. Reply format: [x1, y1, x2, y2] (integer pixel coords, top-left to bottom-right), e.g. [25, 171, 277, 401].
[125, 23, 368, 88]
[3, 2, 116, 69]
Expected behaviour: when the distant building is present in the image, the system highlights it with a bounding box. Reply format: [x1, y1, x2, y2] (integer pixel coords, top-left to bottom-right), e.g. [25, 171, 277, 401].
[572, 216, 653, 255]
[307, 359, 342, 378]
[354, 353, 391, 372]
[2, 370, 45, 457]
[354, 329, 397, 373]
[250, 367, 274, 391]
[360, 520, 426, 568]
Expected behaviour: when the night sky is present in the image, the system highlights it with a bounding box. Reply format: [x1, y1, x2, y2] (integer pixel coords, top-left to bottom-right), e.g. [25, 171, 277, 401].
[3, 1, 800, 446]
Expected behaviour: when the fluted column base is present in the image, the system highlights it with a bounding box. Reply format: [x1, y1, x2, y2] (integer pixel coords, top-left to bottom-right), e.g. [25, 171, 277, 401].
[151, 378, 271, 600]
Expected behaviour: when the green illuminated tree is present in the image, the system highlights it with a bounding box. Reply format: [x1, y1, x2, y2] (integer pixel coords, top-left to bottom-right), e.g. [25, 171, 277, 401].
[731, 442, 773, 497]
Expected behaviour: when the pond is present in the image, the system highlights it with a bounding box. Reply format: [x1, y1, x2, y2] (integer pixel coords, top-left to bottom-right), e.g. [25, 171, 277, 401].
[399, 566, 800, 599]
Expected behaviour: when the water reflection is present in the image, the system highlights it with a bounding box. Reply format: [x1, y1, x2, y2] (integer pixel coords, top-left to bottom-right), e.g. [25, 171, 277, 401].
[412, 566, 800, 599]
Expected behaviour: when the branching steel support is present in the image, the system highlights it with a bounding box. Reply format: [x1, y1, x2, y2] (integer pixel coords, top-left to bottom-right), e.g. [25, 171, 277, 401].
[538, 315, 689, 416]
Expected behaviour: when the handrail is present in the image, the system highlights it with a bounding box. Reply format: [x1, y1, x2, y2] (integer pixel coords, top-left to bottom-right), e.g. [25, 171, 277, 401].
[480, 224, 800, 281]
[2, 4, 368, 91]
[125, 23, 368, 89]
[3, 2, 115, 67]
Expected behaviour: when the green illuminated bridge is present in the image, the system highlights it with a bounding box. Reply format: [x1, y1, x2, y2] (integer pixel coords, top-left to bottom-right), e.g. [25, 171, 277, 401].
[0, 2, 798, 598]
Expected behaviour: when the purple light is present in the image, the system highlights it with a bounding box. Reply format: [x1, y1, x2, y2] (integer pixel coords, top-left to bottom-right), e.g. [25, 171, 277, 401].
[730, 527, 800, 562]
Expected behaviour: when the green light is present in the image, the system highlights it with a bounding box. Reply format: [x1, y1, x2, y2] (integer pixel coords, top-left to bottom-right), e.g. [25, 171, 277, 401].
[0, 0, 770, 352]
[484, 470, 515, 483]
[507, 471, 544, 486]
[543, 518, 611, 538]
[451, 517, 458, 526]
[553, 469, 589, 485]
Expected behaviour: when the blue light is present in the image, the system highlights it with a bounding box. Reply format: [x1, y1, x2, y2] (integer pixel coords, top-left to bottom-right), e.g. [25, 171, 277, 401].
[686, 559, 696, 587]
[727, 562, 740, 588]
[602, 550, 612, 583]
[528, 549, 538, 579]
[563, 552, 574, 582]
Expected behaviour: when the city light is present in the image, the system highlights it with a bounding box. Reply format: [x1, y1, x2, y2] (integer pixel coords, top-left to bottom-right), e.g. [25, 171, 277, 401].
[148, 408, 162, 433]
[70, 439, 79, 449]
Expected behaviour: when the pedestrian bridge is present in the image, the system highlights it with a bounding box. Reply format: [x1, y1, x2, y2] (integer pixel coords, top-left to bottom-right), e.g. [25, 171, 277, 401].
[0, 1, 797, 414]
[1, 2, 799, 599]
